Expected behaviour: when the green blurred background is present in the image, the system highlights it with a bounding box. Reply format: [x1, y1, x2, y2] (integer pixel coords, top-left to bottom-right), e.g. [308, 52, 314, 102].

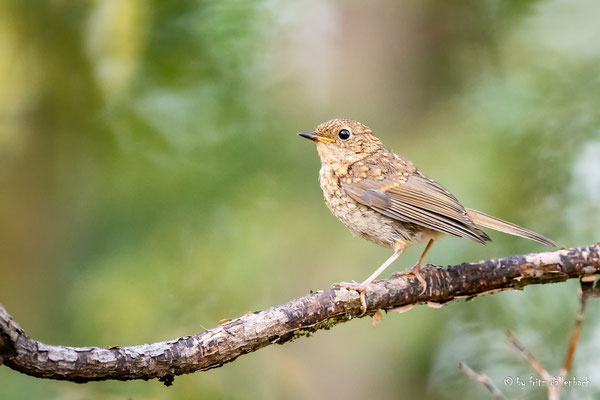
[1, 0, 599, 399]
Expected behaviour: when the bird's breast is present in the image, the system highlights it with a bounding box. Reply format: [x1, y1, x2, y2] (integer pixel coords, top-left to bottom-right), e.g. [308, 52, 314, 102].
[318, 164, 422, 248]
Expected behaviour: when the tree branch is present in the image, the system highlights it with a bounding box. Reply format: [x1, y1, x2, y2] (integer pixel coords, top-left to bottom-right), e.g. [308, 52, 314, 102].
[506, 331, 554, 384]
[459, 362, 506, 399]
[1, 244, 599, 385]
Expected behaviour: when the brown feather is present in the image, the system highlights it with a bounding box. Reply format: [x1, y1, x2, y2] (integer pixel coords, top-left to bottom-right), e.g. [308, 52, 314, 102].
[342, 171, 491, 244]
[465, 208, 556, 246]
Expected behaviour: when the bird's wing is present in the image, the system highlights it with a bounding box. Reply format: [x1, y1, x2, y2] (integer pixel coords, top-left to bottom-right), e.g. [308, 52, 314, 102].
[342, 172, 490, 243]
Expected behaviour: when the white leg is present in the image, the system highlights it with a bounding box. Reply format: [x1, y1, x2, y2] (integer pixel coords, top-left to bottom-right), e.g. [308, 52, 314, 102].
[332, 247, 404, 292]
[359, 249, 402, 287]
[331, 241, 406, 315]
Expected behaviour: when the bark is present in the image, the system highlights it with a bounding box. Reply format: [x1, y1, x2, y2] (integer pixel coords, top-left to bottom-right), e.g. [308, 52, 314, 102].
[1, 244, 599, 385]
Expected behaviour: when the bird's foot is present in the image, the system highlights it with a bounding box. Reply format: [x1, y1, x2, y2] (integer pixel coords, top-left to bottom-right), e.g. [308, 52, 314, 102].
[332, 281, 368, 315]
[396, 264, 428, 295]
[331, 280, 365, 291]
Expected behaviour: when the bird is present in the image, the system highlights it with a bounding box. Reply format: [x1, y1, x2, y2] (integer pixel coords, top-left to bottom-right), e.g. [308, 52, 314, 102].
[298, 118, 555, 312]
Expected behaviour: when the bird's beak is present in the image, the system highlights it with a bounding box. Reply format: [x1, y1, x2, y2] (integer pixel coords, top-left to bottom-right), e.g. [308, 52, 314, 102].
[297, 132, 335, 143]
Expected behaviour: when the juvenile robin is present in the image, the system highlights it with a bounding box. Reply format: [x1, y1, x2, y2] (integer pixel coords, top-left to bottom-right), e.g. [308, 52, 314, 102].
[298, 118, 555, 311]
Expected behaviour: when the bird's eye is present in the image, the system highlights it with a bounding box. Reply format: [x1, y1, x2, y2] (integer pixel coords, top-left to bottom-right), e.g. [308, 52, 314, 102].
[338, 129, 351, 140]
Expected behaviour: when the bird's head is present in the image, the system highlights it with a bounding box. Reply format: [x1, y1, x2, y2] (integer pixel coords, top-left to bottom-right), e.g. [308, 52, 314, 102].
[298, 119, 383, 165]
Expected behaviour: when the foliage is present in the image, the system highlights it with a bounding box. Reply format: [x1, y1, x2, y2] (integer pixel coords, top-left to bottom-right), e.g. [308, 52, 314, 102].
[1, 0, 599, 398]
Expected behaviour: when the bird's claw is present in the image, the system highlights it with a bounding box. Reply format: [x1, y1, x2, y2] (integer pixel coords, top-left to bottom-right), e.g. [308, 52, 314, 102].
[397, 267, 428, 295]
[331, 281, 369, 315]
[331, 280, 363, 291]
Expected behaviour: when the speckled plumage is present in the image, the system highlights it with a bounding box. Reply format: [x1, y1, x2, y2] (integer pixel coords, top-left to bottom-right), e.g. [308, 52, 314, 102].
[318, 150, 438, 248]
[308, 118, 494, 251]
[298, 118, 555, 307]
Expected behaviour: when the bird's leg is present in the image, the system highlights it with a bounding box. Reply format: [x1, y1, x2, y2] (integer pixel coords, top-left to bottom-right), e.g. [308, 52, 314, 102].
[397, 239, 434, 294]
[332, 240, 406, 314]
[359, 241, 406, 287]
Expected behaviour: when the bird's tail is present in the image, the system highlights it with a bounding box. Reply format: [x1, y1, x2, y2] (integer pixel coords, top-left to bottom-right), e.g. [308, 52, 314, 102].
[465, 208, 556, 247]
